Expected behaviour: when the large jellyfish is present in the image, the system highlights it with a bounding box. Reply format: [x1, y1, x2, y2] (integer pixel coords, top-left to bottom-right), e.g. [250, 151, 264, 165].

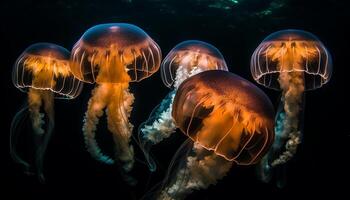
[138, 40, 228, 171]
[250, 29, 332, 186]
[157, 70, 275, 200]
[11, 43, 83, 182]
[70, 23, 161, 176]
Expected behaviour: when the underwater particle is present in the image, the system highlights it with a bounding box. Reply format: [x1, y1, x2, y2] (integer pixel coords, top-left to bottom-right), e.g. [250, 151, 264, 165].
[138, 40, 228, 172]
[256, 0, 287, 17]
[157, 70, 275, 200]
[70, 23, 161, 182]
[11, 43, 83, 182]
[251, 29, 332, 186]
[207, 0, 239, 10]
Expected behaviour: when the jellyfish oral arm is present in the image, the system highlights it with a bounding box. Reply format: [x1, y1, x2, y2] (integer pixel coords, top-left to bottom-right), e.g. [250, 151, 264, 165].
[140, 65, 205, 144]
[140, 91, 177, 144]
[10, 104, 30, 170]
[173, 65, 205, 89]
[27, 88, 55, 182]
[270, 71, 304, 167]
[106, 83, 135, 172]
[138, 91, 176, 171]
[159, 144, 232, 200]
[257, 110, 288, 183]
[83, 84, 114, 164]
[28, 88, 46, 135]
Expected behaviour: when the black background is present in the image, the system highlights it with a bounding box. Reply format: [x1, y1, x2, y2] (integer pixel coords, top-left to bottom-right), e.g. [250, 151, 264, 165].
[1, 0, 348, 199]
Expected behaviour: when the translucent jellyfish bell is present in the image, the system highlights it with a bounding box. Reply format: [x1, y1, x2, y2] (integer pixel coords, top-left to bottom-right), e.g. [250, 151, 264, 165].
[161, 40, 228, 88]
[137, 40, 228, 172]
[173, 70, 274, 163]
[71, 23, 161, 84]
[70, 23, 161, 182]
[13, 43, 82, 98]
[251, 29, 333, 187]
[158, 70, 275, 199]
[11, 43, 83, 182]
[251, 29, 332, 90]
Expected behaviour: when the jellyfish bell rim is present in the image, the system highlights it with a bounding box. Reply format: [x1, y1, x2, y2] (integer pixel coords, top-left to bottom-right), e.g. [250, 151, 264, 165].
[160, 40, 228, 88]
[252, 69, 332, 91]
[14, 84, 83, 99]
[71, 74, 157, 84]
[190, 137, 270, 165]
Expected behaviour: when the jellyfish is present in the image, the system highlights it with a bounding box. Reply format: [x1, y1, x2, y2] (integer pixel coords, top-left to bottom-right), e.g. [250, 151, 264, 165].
[138, 40, 228, 171]
[250, 29, 332, 186]
[11, 43, 83, 182]
[70, 23, 161, 175]
[156, 70, 275, 200]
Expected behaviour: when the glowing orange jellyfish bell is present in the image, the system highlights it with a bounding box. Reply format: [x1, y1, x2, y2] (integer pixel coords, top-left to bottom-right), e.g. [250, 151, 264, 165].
[251, 29, 332, 90]
[161, 40, 228, 88]
[70, 23, 161, 83]
[69, 23, 161, 177]
[172, 70, 275, 164]
[13, 43, 82, 98]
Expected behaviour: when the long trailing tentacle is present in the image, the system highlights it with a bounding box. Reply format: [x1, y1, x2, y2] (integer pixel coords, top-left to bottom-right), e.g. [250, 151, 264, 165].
[138, 90, 177, 172]
[257, 71, 304, 187]
[107, 83, 135, 173]
[10, 103, 30, 172]
[140, 139, 193, 200]
[26, 88, 54, 182]
[33, 89, 54, 183]
[28, 88, 46, 181]
[158, 143, 233, 200]
[256, 101, 286, 183]
[83, 84, 114, 164]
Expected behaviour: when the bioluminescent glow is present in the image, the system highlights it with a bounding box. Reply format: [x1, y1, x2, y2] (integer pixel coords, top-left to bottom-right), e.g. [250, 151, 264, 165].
[138, 40, 228, 171]
[11, 43, 83, 182]
[70, 23, 161, 183]
[251, 29, 332, 187]
[158, 70, 274, 200]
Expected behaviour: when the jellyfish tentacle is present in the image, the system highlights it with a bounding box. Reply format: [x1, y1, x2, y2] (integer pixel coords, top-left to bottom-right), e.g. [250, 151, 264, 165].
[270, 71, 304, 167]
[256, 154, 272, 183]
[34, 89, 54, 183]
[140, 90, 176, 144]
[83, 84, 114, 164]
[28, 88, 45, 136]
[10, 104, 30, 171]
[258, 71, 304, 184]
[159, 143, 233, 200]
[107, 83, 135, 172]
[26, 88, 55, 181]
[138, 90, 177, 171]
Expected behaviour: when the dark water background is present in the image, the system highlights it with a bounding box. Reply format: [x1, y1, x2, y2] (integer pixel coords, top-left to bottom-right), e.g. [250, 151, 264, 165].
[1, 0, 348, 199]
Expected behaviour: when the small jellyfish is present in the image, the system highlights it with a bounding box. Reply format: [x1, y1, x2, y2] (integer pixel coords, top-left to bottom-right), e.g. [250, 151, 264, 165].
[138, 40, 228, 171]
[250, 29, 332, 187]
[158, 70, 275, 200]
[11, 43, 83, 182]
[70, 23, 161, 176]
